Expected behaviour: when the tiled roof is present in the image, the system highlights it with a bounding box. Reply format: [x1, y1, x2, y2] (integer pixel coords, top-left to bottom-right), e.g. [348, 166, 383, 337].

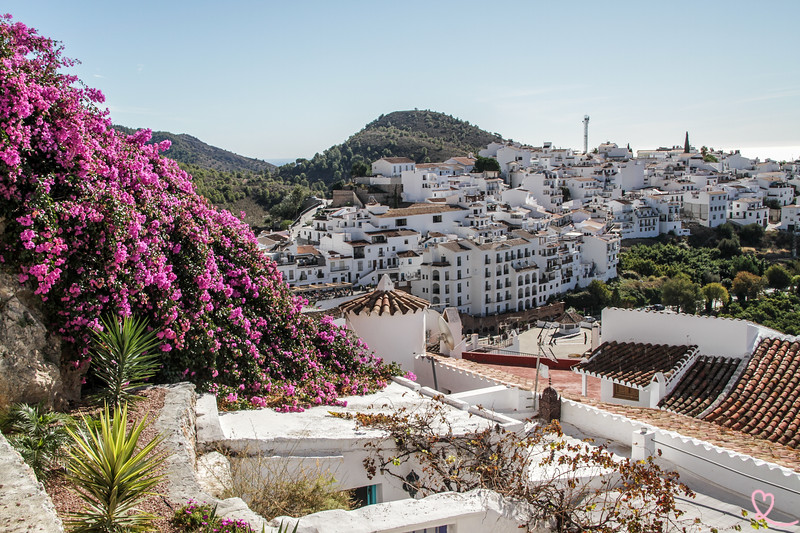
[658, 356, 742, 418]
[296, 245, 320, 255]
[703, 338, 800, 448]
[436, 355, 800, 472]
[378, 157, 414, 164]
[556, 310, 584, 325]
[339, 288, 429, 317]
[376, 204, 465, 218]
[575, 341, 697, 388]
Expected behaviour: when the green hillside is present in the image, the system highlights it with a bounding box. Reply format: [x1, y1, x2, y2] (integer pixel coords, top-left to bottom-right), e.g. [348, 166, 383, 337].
[276, 110, 504, 187]
[113, 125, 276, 174]
[113, 110, 505, 229]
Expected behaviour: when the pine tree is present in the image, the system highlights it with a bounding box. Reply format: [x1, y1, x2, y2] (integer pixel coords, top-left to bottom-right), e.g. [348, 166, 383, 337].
[684, 131, 690, 153]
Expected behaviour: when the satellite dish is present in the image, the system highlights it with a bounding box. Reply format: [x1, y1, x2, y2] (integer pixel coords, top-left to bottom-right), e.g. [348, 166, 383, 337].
[438, 315, 456, 351]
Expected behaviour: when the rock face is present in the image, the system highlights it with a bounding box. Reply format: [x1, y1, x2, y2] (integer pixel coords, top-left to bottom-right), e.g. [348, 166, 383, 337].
[0, 269, 66, 410]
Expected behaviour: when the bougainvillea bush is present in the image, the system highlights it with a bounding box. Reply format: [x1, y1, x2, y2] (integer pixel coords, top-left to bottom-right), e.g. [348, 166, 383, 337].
[0, 15, 395, 410]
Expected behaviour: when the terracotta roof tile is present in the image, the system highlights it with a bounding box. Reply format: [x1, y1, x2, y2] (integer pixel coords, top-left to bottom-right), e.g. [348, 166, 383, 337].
[339, 288, 429, 317]
[703, 338, 800, 448]
[658, 355, 741, 418]
[575, 341, 697, 388]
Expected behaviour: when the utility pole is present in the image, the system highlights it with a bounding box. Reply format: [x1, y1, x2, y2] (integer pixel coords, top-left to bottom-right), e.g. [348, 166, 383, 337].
[583, 115, 590, 154]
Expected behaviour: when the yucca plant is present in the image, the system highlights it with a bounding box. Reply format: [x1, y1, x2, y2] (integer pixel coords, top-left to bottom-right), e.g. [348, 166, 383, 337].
[90, 314, 161, 406]
[0, 403, 73, 480]
[65, 403, 165, 532]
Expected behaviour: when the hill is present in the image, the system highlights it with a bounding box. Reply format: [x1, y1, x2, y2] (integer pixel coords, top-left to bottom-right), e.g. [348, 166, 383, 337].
[113, 125, 276, 174]
[113, 110, 505, 229]
[276, 110, 504, 186]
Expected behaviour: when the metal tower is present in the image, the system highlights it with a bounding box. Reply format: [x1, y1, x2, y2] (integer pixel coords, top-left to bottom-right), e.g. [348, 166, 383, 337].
[583, 115, 590, 154]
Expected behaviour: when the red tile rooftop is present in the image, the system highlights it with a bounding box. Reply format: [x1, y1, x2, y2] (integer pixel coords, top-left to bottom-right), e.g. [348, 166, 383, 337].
[432, 356, 800, 473]
[658, 355, 741, 418]
[704, 338, 800, 448]
[575, 341, 697, 388]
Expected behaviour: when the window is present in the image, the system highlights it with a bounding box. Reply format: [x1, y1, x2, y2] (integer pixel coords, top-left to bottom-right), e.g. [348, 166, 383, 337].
[613, 383, 639, 401]
[351, 484, 378, 508]
[433, 215, 442, 223]
[395, 218, 407, 226]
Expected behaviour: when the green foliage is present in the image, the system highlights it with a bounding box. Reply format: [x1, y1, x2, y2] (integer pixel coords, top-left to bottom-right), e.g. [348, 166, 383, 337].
[275, 110, 503, 188]
[731, 271, 764, 302]
[662, 274, 701, 314]
[620, 243, 764, 285]
[0, 403, 73, 480]
[65, 403, 165, 533]
[473, 155, 501, 173]
[720, 292, 800, 335]
[738, 223, 765, 247]
[350, 160, 370, 178]
[765, 264, 792, 290]
[701, 282, 730, 313]
[717, 237, 741, 258]
[90, 314, 161, 406]
[112, 126, 275, 175]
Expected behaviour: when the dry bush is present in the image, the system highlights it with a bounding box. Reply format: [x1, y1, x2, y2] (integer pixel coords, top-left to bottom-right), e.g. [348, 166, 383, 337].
[223, 454, 352, 520]
[344, 402, 716, 533]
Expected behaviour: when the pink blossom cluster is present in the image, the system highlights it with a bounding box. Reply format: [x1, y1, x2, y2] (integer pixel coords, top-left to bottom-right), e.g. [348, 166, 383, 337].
[0, 15, 396, 410]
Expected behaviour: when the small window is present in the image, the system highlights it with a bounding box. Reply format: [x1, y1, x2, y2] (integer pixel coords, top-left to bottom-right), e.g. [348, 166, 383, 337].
[613, 383, 639, 401]
[433, 215, 442, 223]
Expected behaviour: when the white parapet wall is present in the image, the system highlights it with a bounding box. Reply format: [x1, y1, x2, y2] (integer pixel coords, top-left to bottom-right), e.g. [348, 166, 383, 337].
[273, 489, 542, 533]
[599, 308, 788, 358]
[560, 398, 800, 517]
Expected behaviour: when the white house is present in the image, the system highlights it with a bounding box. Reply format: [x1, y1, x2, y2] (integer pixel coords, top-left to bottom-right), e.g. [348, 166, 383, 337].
[372, 157, 416, 177]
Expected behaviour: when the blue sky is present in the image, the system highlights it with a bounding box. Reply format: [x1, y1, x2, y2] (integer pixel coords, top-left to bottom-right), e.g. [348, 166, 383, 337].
[7, 1, 800, 162]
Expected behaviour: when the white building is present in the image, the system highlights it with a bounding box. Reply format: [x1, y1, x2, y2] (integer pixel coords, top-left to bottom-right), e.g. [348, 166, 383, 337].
[682, 190, 729, 228]
[372, 157, 415, 177]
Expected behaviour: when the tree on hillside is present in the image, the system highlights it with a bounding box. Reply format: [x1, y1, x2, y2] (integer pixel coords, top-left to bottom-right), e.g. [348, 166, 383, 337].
[717, 237, 741, 258]
[662, 274, 701, 314]
[587, 279, 612, 313]
[738, 223, 765, 247]
[473, 155, 500, 173]
[701, 282, 730, 313]
[731, 271, 764, 302]
[765, 264, 792, 290]
[350, 160, 370, 178]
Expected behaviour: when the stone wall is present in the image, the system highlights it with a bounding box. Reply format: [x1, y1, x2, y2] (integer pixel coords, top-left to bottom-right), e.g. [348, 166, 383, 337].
[0, 268, 75, 410]
[0, 431, 64, 533]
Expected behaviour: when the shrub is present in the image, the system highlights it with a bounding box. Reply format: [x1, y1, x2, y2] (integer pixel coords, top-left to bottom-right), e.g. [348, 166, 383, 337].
[0, 403, 73, 480]
[224, 454, 352, 520]
[65, 403, 164, 532]
[0, 15, 394, 410]
[89, 314, 161, 406]
[172, 501, 255, 533]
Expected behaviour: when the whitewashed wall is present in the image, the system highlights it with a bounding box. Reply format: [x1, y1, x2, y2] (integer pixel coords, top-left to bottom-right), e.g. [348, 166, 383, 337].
[278, 489, 540, 533]
[347, 310, 425, 371]
[600, 308, 781, 358]
[561, 399, 800, 517]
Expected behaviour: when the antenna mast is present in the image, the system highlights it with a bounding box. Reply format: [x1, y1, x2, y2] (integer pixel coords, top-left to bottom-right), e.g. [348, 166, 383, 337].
[583, 115, 590, 154]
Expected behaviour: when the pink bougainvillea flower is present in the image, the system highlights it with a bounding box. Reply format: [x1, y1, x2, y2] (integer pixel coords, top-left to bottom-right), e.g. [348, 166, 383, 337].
[0, 14, 395, 411]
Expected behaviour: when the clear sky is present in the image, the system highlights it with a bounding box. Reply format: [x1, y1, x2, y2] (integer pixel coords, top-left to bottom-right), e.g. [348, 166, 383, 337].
[6, 1, 800, 162]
